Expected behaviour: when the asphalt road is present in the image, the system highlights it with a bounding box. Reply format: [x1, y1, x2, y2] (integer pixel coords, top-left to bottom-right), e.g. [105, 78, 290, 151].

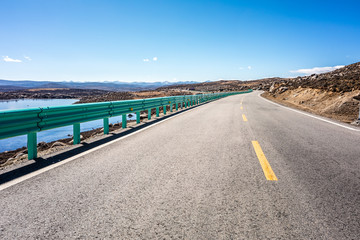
[1, 91, 359, 239]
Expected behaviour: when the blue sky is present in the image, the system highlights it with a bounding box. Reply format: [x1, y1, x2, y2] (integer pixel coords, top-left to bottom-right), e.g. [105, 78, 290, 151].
[1, 0, 359, 82]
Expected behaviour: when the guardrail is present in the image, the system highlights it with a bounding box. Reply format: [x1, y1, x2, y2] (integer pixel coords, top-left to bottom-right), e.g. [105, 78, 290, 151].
[0, 90, 253, 159]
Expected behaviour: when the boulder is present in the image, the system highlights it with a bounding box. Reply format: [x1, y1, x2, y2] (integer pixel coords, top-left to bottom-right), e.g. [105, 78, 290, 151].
[37, 141, 48, 148]
[353, 94, 360, 101]
[278, 87, 288, 93]
[351, 120, 360, 126]
[15, 153, 26, 158]
[51, 141, 67, 148]
[269, 82, 276, 93]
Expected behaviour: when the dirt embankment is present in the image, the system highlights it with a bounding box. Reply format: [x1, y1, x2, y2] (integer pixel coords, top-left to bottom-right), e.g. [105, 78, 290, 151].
[262, 88, 360, 123]
[262, 62, 360, 124]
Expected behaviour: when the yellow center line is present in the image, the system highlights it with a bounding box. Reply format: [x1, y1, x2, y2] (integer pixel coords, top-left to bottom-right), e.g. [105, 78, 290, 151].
[252, 141, 278, 181]
[242, 114, 247, 121]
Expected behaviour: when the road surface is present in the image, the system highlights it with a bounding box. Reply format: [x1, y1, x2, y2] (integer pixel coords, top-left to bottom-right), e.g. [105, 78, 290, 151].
[1, 91, 359, 239]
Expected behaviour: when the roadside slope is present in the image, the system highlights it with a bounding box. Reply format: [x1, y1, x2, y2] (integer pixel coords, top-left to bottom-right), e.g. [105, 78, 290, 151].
[262, 88, 360, 123]
[263, 62, 360, 124]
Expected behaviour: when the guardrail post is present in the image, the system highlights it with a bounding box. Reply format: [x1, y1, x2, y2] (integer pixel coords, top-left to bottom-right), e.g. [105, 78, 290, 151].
[170, 103, 173, 112]
[163, 106, 167, 115]
[156, 107, 159, 117]
[148, 109, 151, 120]
[122, 114, 127, 128]
[176, 103, 178, 111]
[136, 112, 140, 124]
[73, 123, 80, 145]
[103, 118, 109, 134]
[27, 132, 37, 160]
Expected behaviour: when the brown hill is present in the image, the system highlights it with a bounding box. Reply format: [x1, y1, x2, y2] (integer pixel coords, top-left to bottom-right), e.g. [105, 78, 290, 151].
[264, 62, 360, 124]
[270, 62, 360, 93]
[0, 88, 111, 100]
[159, 62, 360, 93]
[157, 77, 283, 92]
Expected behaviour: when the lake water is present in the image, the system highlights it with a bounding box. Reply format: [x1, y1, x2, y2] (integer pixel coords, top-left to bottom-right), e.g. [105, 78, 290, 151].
[0, 99, 136, 152]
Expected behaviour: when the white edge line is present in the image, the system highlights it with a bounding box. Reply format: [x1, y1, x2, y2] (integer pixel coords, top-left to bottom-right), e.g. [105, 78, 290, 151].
[258, 93, 360, 132]
[0, 104, 206, 191]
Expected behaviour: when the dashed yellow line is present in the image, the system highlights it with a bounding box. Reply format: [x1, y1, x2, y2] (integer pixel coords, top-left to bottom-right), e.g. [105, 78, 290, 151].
[240, 106, 243, 110]
[242, 114, 247, 122]
[252, 141, 278, 181]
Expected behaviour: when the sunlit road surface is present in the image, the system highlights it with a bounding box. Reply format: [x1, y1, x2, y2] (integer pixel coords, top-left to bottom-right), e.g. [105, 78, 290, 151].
[1, 91, 359, 239]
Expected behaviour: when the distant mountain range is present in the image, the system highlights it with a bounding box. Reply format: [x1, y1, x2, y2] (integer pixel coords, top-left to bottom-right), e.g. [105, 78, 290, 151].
[0, 79, 200, 92]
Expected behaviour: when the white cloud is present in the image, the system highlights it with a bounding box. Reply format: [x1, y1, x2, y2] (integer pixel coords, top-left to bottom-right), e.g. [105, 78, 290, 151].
[153, 57, 158, 61]
[290, 65, 344, 75]
[239, 66, 252, 70]
[3, 56, 22, 63]
[143, 58, 150, 62]
[24, 56, 32, 61]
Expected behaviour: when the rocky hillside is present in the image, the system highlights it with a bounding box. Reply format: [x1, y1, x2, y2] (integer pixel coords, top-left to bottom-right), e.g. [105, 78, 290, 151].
[268, 62, 360, 94]
[157, 78, 282, 92]
[264, 62, 360, 124]
[159, 62, 360, 94]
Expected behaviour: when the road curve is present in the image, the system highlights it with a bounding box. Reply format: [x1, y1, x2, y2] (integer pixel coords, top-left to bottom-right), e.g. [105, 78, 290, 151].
[1, 91, 359, 239]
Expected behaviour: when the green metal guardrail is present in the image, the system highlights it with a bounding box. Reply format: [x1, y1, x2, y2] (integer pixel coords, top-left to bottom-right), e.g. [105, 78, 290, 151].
[0, 90, 253, 159]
